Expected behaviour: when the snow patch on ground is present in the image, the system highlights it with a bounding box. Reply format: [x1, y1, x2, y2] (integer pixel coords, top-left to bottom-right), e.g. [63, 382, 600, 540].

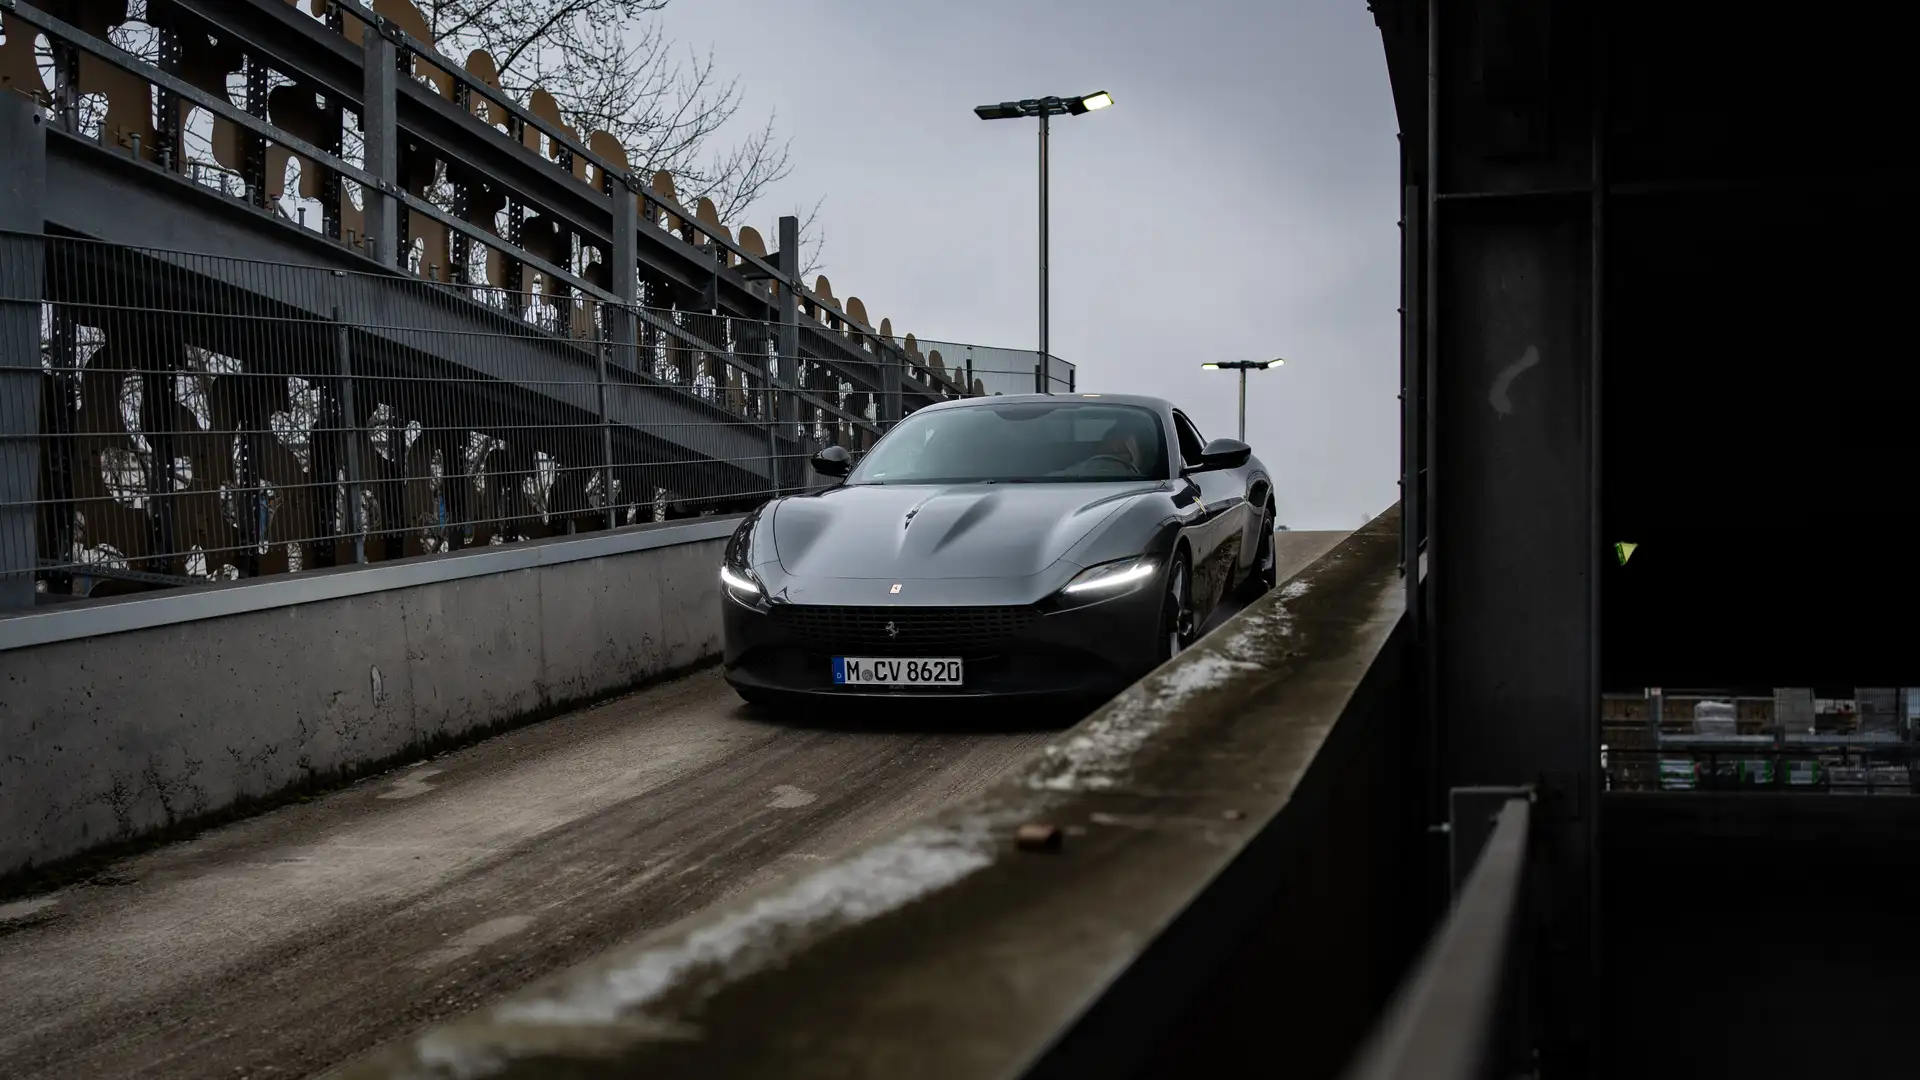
[1025, 580, 1312, 793]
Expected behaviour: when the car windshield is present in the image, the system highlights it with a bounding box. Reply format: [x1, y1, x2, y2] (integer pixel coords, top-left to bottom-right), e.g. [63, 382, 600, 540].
[847, 401, 1170, 484]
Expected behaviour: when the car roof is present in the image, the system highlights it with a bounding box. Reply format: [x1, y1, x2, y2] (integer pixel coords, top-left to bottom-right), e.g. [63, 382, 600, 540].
[919, 392, 1174, 414]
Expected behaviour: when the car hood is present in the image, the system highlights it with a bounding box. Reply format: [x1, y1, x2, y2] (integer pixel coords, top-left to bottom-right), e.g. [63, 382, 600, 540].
[770, 482, 1160, 580]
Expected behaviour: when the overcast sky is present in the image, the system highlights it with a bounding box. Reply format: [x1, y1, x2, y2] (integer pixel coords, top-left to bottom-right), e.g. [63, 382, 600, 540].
[664, 0, 1400, 530]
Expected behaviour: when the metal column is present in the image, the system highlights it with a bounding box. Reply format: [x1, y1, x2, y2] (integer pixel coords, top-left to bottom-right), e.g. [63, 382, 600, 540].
[775, 214, 801, 493]
[361, 19, 399, 267]
[608, 172, 639, 363]
[596, 337, 617, 530]
[1425, 0, 1601, 1071]
[0, 100, 47, 611]
[1236, 367, 1248, 442]
[1036, 110, 1050, 395]
[335, 311, 366, 564]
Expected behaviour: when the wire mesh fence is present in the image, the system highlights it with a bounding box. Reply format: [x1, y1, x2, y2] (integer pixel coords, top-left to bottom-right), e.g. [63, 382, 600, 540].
[0, 232, 1061, 602]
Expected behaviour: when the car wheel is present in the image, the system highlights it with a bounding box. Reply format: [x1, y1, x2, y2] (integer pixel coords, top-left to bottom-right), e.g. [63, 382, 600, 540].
[1240, 501, 1279, 599]
[1159, 551, 1197, 662]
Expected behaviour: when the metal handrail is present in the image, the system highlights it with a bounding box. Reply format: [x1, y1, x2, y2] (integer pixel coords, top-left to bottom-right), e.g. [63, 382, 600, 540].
[6, 0, 630, 308]
[1342, 796, 1532, 1080]
[5, 0, 970, 407]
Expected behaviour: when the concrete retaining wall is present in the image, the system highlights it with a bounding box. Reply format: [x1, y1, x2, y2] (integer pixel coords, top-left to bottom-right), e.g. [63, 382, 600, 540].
[0, 518, 736, 878]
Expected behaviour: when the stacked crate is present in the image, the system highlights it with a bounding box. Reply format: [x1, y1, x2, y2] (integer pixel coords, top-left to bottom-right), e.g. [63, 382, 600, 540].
[1602, 693, 1658, 791]
[1775, 688, 1820, 786]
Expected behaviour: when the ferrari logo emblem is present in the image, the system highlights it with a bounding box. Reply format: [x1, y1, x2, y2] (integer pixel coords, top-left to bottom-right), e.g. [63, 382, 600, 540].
[889, 583, 902, 594]
[885, 621, 900, 639]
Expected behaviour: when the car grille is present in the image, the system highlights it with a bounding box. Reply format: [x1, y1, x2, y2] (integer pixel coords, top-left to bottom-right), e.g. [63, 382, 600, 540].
[770, 604, 1039, 655]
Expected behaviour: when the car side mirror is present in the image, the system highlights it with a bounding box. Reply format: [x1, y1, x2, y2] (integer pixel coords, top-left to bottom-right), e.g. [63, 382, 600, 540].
[1186, 437, 1252, 474]
[810, 444, 853, 479]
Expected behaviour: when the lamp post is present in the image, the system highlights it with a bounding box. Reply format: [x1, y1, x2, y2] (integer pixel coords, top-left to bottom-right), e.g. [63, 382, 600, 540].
[974, 90, 1114, 394]
[1201, 358, 1285, 441]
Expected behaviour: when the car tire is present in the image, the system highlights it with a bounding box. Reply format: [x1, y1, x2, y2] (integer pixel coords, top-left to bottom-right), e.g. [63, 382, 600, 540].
[1238, 501, 1279, 600]
[1158, 551, 1197, 663]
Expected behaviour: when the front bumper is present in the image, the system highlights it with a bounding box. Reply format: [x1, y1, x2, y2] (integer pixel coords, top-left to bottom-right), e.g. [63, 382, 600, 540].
[721, 577, 1165, 702]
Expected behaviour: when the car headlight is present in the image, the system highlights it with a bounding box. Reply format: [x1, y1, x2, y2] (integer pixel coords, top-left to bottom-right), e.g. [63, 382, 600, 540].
[719, 563, 764, 600]
[1059, 556, 1158, 598]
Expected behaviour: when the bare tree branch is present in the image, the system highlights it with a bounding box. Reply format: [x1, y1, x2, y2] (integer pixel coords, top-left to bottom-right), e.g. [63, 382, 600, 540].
[789, 196, 828, 280]
[415, 0, 817, 259]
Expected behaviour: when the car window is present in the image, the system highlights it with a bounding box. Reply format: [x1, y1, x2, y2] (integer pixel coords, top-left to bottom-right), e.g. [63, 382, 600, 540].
[1172, 412, 1208, 467]
[849, 401, 1171, 484]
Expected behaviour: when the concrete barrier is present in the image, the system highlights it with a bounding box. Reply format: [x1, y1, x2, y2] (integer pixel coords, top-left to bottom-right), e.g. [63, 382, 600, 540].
[332, 506, 1424, 1080]
[0, 517, 739, 879]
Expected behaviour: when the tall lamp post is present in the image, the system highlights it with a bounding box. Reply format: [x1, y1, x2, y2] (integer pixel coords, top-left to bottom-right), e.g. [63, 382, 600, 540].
[974, 90, 1114, 394]
[1201, 358, 1285, 441]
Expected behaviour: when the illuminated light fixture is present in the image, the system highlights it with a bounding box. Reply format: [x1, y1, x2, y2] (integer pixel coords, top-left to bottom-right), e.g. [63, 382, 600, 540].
[1077, 91, 1114, 112]
[719, 564, 762, 596]
[1061, 559, 1156, 596]
[1200, 358, 1289, 441]
[973, 90, 1116, 394]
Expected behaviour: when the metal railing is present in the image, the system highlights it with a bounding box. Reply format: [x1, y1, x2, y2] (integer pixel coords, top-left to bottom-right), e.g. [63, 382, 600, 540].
[1602, 740, 1918, 795]
[0, 0, 998, 411]
[1342, 793, 1535, 1080]
[0, 231, 1049, 601]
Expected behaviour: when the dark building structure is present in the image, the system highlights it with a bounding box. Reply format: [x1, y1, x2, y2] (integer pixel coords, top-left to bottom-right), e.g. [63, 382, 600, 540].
[1371, 1, 1916, 1076]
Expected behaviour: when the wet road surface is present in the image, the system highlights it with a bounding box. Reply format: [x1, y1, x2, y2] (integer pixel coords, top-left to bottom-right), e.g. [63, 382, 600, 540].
[0, 673, 1059, 1080]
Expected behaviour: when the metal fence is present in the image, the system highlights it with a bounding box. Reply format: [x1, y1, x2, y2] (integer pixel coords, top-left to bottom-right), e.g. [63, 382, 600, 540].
[0, 232, 1055, 603]
[911, 340, 1077, 397]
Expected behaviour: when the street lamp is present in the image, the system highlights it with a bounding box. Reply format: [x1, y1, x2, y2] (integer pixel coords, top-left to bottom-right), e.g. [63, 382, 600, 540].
[974, 90, 1114, 394]
[1200, 358, 1285, 441]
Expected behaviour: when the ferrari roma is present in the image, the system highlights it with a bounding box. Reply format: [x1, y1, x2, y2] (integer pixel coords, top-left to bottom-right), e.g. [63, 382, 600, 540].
[719, 393, 1279, 705]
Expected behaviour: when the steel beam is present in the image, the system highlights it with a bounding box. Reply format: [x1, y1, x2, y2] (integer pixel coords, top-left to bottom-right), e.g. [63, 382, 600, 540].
[360, 23, 399, 266]
[1423, 0, 1600, 1070]
[775, 215, 802, 493]
[608, 171, 639, 359]
[0, 99, 47, 612]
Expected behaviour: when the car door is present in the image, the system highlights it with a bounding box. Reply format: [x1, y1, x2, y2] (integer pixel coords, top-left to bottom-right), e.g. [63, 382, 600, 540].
[1171, 410, 1247, 614]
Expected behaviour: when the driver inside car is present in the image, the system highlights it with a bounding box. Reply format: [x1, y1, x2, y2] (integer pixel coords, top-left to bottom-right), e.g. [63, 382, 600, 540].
[1090, 428, 1146, 475]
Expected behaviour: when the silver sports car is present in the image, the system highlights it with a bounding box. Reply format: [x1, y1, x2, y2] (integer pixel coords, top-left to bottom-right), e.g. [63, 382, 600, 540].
[719, 393, 1278, 705]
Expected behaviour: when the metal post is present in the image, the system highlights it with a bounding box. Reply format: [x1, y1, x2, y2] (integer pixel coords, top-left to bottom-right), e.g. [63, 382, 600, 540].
[596, 336, 617, 530]
[775, 215, 802, 494]
[609, 172, 639, 360]
[1237, 367, 1248, 442]
[880, 344, 903, 426]
[0, 100, 47, 611]
[1037, 110, 1050, 394]
[1403, 182, 1422, 619]
[362, 21, 399, 267]
[334, 311, 366, 564]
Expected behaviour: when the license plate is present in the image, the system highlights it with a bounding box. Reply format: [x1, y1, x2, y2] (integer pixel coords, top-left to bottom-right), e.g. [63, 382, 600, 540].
[832, 657, 964, 687]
